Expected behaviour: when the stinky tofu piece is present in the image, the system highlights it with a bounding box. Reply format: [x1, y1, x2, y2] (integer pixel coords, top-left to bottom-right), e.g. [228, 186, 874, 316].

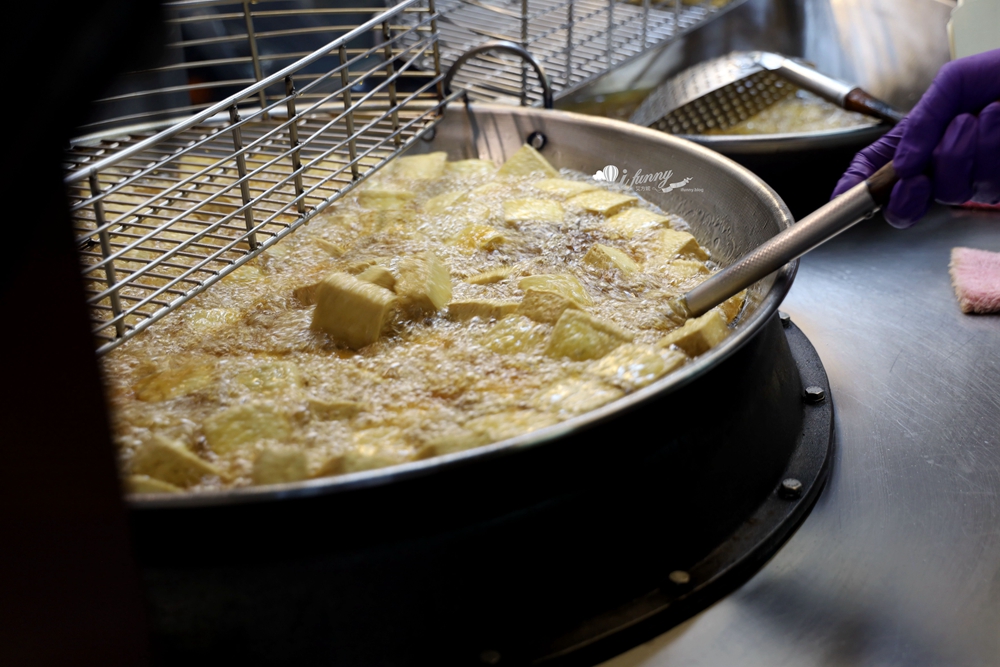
[534, 377, 624, 414]
[252, 448, 309, 485]
[357, 188, 416, 211]
[466, 265, 516, 285]
[482, 315, 548, 354]
[445, 159, 497, 178]
[606, 207, 671, 237]
[657, 310, 729, 356]
[134, 360, 215, 402]
[656, 228, 709, 260]
[203, 403, 292, 454]
[545, 309, 634, 361]
[588, 343, 686, 390]
[719, 290, 746, 322]
[496, 144, 560, 178]
[517, 288, 582, 324]
[503, 198, 564, 226]
[534, 178, 599, 199]
[307, 397, 365, 420]
[390, 151, 447, 181]
[464, 409, 560, 442]
[130, 434, 223, 487]
[583, 244, 640, 273]
[236, 361, 302, 392]
[453, 223, 507, 251]
[189, 308, 241, 333]
[423, 190, 466, 215]
[666, 259, 710, 283]
[311, 272, 398, 349]
[316, 238, 347, 257]
[518, 274, 593, 306]
[568, 189, 638, 216]
[125, 475, 182, 494]
[448, 299, 520, 322]
[395, 251, 452, 316]
[356, 265, 396, 291]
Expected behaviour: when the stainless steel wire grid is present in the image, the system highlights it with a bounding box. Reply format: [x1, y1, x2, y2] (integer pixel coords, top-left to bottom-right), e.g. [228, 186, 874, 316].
[65, 0, 736, 355]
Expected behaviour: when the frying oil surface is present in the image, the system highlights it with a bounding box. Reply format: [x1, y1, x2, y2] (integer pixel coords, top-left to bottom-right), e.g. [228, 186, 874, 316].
[107, 147, 740, 494]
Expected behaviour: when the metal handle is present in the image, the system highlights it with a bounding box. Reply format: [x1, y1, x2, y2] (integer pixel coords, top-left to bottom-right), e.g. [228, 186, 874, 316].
[442, 41, 554, 109]
[680, 162, 899, 318]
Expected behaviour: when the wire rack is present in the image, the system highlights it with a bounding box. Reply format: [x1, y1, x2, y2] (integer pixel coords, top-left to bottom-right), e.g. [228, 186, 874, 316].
[66, 0, 734, 355]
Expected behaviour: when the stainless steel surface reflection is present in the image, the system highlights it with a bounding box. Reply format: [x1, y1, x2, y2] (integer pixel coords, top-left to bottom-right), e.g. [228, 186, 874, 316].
[602, 206, 1000, 666]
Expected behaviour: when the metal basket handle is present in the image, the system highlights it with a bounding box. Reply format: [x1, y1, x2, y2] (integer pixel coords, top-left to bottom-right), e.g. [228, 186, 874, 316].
[443, 41, 554, 109]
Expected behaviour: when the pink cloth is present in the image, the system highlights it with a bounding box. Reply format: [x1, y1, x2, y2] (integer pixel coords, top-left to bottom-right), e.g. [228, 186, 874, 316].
[950, 247, 1000, 314]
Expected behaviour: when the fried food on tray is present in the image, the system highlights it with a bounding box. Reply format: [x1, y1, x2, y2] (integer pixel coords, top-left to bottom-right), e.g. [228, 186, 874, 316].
[105, 146, 744, 493]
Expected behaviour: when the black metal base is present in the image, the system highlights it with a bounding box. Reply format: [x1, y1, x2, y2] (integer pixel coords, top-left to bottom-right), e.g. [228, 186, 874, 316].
[136, 316, 832, 667]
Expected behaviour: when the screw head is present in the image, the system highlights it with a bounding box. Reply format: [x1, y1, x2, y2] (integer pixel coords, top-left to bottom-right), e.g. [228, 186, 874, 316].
[421, 126, 437, 142]
[668, 570, 691, 585]
[480, 649, 501, 665]
[804, 386, 825, 403]
[778, 478, 803, 499]
[527, 131, 547, 150]
[778, 310, 791, 327]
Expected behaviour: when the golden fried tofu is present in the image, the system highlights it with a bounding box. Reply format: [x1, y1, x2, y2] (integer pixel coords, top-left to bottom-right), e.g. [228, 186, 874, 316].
[452, 223, 507, 251]
[496, 144, 559, 178]
[464, 409, 560, 441]
[423, 190, 466, 215]
[545, 310, 634, 361]
[445, 159, 497, 178]
[719, 290, 746, 322]
[568, 189, 638, 216]
[518, 274, 593, 306]
[357, 188, 415, 210]
[466, 265, 516, 285]
[583, 244, 640, 273]
[236, 361, 302, 392]
[605, 207, 671, 237]
[390, 152, 447, 181]
[481, 315, 548, 354]
[134, 360, 215, 402]
[307, 397, 365, 420]
[395, 251, 452, 316]
[534, 377, 624, 414]
[588, 344, 686, 390]
[517, 288, 582, 324]
[203, 403, 293, 454]
[534, 178, 599, 199]
[657, 310, 729, 356]
[503, 198, 564, 226]
[130, 434, 222, 487]
[252, 448, 309, 485]
[655, 228, 709, 260]
[448, 299, 520, 322]
[665, 259, 710, 283]
[356, 265, 396, 291]
[311, 272, 398, 349]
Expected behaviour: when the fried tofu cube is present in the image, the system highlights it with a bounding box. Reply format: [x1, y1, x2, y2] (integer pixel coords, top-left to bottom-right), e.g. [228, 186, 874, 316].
[503, 198, 564, 226]
[606, 207, 671, 237]
[517, 288, 582, 324]
[481, 315, 548, 354]
[656, 228, 709, 260]
[466, 265, 516, 285]
[252, 448, 309, 485]
[356, 265, 396, 291]
[311, 272, 398, 349]
[134, 360, 215, 402]
[446, 159, 497, 178]
[497, 144, 559, 178]
[313, 454, 345, 477]
[583, 244, 640, 273]
[453, 223, 507, 251]
[293, 281, 321, 305]
[125, 475, 182, 494]
[203, 403, 292, 454]
[236, 361, 302, 392]
[448, 299, 519, 321]
[188, 308, 241, 334]
[357, 188, 415, 210]
[415, 428, 491, 459]
[316, 238, 347, 257]
[545, 310, 634, 361]
[307, 397, 365, 420]
[719, 290, 746, 322]
[518, 274, 593, 306]
[130, 434, 222, 487]
[587, 344, 686, 390]
[568, 189, 638, 216]
[423, 190, 465, 215]
[534, 178, 599, 199]
[464, 409, 560, 441]
[534, 377, 624, 414]
[657, 310, 729, 356]
[666, 259, 710, 283]
[396, 251, 452, 316]
[390, 151, 447, 181]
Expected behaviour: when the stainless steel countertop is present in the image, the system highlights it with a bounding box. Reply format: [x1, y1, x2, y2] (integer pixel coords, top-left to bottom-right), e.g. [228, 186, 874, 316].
[603, 205, 1000, 667]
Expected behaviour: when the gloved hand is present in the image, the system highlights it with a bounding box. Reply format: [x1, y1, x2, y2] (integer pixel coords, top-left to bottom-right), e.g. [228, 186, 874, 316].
[832, 48, 1000, 228]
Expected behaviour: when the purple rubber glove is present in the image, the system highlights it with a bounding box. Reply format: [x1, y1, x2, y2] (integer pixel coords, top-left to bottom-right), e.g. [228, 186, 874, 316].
[832, 48, 1000, 228]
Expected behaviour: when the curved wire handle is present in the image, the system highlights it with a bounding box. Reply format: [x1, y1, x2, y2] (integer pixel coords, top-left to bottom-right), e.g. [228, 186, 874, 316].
[442, 41, 554, 109]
